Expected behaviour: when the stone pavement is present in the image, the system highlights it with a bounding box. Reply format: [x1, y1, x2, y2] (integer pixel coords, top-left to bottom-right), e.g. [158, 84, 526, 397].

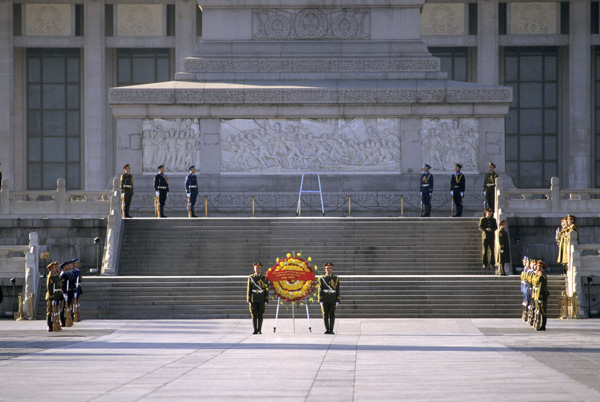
[1, 318, 599, 401]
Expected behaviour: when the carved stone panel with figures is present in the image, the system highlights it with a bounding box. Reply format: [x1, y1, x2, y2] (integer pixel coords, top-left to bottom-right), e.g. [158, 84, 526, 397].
[221, 118, 401, 173]
[421, 118, 479, 173]
[141, 119, 200, 173]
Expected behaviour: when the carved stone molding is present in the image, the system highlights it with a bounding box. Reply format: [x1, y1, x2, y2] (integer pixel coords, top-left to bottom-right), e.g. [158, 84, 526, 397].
[447, 89, 512, 103]
[510, 2, 557, 35]
[421, 3, 465, 36]
[141, 118, 200, 173]
[117, 4, 164, 36]
[25, 4, 72, 36]
[254, 8, 369, 40]
[421, 118, 479, 173]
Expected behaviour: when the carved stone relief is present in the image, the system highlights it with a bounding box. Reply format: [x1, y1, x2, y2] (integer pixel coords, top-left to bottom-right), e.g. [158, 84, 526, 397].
[421, 118, 479, 172]
[117, 5, 164, 36]
[221, 119, 401, 173]
[25, 4, 72, 36]
[420, 3, 465, 36]
[510, 3, 557, 35]
[141, 119, 200, 173]
[254, 9, 369, 40]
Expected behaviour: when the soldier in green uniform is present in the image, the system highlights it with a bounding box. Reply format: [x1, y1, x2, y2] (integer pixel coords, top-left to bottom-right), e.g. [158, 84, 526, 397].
[318, 262, 340, 334]
[479, 208, 497, 271]
[120, 164, 134, 218]
[497, 220, 510, 276]
[483, 162, 498, 211]
[247, 262, 269, 334]
[535, 261, 549, 331]
[45, 261, 63, 332]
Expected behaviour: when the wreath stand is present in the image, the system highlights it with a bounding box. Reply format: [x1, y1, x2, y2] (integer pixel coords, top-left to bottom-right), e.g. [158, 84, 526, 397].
[273, 297, 312, 333]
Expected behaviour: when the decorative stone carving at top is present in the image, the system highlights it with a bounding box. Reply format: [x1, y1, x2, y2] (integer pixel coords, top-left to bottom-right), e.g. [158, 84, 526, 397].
[141, 119, 200, 173]
[510, 2, 557, 35]
[421, 118, 479, 173]
[221, 118, 401, 173]
[420, 3, 465, 36]
[25, 4, 72, 36]
[254, 8, 369, 40]
[117, 5, 164, 36]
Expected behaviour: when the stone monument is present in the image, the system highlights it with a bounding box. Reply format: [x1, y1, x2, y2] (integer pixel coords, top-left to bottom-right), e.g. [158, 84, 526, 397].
[110, 0, 512, 216]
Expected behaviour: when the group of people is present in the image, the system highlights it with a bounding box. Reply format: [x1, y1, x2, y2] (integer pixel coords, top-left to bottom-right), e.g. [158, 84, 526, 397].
[120, 163, 199, 219]
[246, 261, 340, 335]
[556, 214, 579, 275]
[419, 161, 498, 218]
[45, 258, 83, 332]
[520, 257, 550, 331]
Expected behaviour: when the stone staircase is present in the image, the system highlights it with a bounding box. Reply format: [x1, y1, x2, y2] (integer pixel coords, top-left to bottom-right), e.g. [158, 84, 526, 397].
[36, 217, 567, 320]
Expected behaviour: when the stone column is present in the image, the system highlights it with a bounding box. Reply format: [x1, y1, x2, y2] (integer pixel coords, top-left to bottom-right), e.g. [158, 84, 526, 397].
[477, 0, 499, 85]
[176, 0, 197, 74]
[568, 0, 591, 189]
[0, 2, 13, 188]
[84, 1, 107, 190]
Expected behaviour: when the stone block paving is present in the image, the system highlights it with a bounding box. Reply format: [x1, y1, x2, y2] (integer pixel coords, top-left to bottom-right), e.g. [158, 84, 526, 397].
[0, 318, 599, 401]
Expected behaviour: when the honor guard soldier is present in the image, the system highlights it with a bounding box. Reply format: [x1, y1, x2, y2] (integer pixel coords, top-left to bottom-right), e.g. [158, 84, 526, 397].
[419, 164, 434, 217]
[59, 261, 75, 327]
[247, 262, 269, 334]
[450, 163, 465, 217]
[318, 262, 340, 334]
[45, 261, 63, 332]
[557, 215, 578, 274]
[533, 261, 549, 331]
[483, 162, 498, 211]
[71, 258, 83, 321]
[185, 165, 199, 218]
[154, 164, 169, 218]
[497, 220, 510, 275]
[479, 208, 497, 271]
[520, 257, 530, 320]
[120, 164, 134, 218]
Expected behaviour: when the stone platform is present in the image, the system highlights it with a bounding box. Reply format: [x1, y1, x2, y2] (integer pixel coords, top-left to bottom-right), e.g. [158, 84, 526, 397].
[1, 318, 599, 401]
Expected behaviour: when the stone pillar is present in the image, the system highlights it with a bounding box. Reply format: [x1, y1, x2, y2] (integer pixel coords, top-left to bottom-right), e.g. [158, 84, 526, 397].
[84, 1, 107, 190]
[568, 0, 591, 189]
[477, 0, 499, 85]
[176, 0, 197, 74]
[0, 2, 13, 188]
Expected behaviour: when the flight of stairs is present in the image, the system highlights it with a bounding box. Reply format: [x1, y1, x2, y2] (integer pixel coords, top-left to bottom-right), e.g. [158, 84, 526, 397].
[37, 217, 566, 319]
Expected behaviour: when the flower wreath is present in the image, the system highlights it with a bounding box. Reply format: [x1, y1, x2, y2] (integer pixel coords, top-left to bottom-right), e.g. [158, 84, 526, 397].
[266, 253, 316, 302]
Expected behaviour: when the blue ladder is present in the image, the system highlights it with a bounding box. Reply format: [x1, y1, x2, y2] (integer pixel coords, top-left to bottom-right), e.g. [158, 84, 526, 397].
[296, 173, 325, 216]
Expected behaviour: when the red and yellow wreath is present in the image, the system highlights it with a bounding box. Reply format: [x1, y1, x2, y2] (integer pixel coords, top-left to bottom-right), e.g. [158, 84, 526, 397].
[266, 253, 316, 302]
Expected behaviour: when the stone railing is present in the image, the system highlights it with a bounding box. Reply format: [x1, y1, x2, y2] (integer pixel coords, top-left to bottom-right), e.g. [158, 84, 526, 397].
[495, 176, 600, 219]
[0, 233, 40, 319]
[568, 232, 600, 318]
[101, 177, 123, 275]
[0, 178, 112, 218]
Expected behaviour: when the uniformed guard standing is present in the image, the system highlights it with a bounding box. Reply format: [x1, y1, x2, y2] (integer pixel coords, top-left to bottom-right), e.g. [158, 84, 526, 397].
[450, 163, 465, 217]
[154, 164, 169, 218]
[247, 262, 269, 334]
[120, 164, 134, 218]
[59, 261, 75, 327]
[534, 261, 549, 331]
[483, 162, 498, 211]
[479, 208, 497, 271]
[497, 220, 510, 276]
[520, 256, 530, 321]
[419, 164, 434, 217]
[185, 165, 199, 218]
[71, 258, 83, 322]
[45, 261, 63, 332]
[318, 262, 340, 334]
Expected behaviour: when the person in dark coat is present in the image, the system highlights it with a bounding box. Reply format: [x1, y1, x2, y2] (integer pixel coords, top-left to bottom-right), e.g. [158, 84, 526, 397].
[450, 163, 465, 217]
[479, 208, 497, 271]
[154, 164, 169, 218]
[497, 220, 510, 275]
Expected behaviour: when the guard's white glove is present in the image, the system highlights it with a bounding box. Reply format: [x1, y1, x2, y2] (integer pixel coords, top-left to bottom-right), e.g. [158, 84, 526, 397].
[186, 193, 191, 198]
[155, 191, 159, 197]
[64, 295, 68, 302]
[52, 300, 56, 306]
[451, 191, 454, 196]
[500, 250, 504, 253]
[483, 191, 486, 195]
[335, 302, 339, 307]
[460, 192, 464, 197]
[320, 302, 323, 307]
[249, 303, 251, 306]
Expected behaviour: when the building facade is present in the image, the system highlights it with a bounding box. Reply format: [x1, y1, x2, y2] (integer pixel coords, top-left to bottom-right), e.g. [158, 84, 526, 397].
[1, 0, 599, 193]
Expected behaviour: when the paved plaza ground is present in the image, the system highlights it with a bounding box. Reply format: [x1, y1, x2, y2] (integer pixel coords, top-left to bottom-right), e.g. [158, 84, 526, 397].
[1, 318, 599, 401]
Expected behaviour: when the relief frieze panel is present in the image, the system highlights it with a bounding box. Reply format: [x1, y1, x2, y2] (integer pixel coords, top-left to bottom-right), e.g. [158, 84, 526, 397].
[254, 8, 369, 40]
[221, 118, 401, 173]
[141, 118, 200, 173]
[421, 118, 479, 173]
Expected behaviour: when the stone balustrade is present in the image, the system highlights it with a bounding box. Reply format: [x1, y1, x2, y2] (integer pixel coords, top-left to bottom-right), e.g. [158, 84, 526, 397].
[568, 232, 600, 318]
[496, 176, 600, 219]
[101, 178, 123, 276]
[0, 178, 112, 218]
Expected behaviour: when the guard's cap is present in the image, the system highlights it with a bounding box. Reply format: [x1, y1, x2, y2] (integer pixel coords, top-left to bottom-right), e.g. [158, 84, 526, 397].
[253, 261, 263, 267]
[59, 261, 69, 268]
[488, 162, 496, 168]
[46, 261, 58, 270]
[455, 163, 463, 169]
[324, 262, 334, 268]
[70, 258, 79, 263]
[484, 208, 493, 213]
[157, 164, 164, 170]
[424, 164, 431, 169]
[523, 256, 529, 261]
[567, 214, 576, 220]
[538, 261, 547, 268]
[500, 220, 506, 224]
[188, 165, 195, 171]
[123, 164, 130, 169]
